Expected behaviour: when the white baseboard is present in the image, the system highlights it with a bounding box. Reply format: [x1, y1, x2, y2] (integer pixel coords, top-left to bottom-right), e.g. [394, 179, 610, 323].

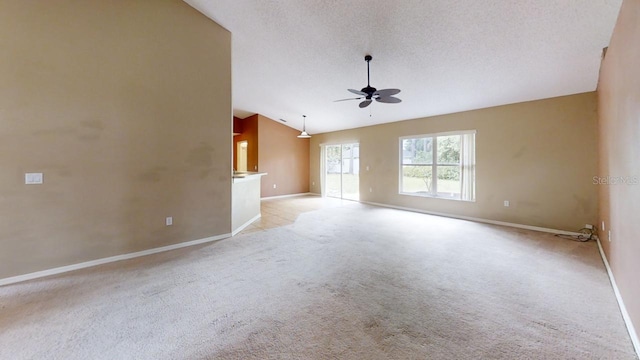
[360, 201, 581, 236]
[596, 239, 640, 357]
[0, 233, 231, 287]
[261, 192, 313, 200]
[232, 213, 261, 236]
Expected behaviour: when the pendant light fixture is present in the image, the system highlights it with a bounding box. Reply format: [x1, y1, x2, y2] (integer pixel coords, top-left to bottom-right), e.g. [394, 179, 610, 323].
[297, 115, 311, 138]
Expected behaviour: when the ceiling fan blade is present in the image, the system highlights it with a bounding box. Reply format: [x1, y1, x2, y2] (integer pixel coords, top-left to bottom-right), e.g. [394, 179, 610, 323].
[348, 89, 367, 96]
[375, 96, 402, 104]
[359, 99, 372, 108]
[334, 97, 363, 102]
[374, 89, 401, 97]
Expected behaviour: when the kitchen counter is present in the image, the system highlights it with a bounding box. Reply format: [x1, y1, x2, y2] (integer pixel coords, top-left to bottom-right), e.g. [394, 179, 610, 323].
[232, 171, 266, 182]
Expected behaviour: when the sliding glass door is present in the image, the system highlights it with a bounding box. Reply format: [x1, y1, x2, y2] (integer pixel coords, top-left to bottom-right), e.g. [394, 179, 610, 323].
[324, 143, 359, 200]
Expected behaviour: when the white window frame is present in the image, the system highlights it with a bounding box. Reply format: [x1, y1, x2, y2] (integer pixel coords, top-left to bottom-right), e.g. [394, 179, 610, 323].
[399, 130, 476, 202]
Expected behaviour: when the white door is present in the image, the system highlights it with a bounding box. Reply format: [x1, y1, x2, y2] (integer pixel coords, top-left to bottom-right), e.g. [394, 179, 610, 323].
[237, 141, 248, 172]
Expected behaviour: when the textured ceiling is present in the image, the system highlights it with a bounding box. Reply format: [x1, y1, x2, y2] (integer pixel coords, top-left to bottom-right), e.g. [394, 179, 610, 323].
[185, 0, 622, 134]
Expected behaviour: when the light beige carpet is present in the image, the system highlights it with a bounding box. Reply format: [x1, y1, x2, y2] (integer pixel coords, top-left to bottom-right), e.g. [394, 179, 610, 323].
[0, 202, 637, 359]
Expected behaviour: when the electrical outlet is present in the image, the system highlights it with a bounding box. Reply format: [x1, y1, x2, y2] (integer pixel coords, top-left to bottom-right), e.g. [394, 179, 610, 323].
[312, 181, 315, 186]
[503, 200, 510, 207]
[273, 184, 277, 189]
[369, 187, 373, 193]
[166, 217, 173, 226]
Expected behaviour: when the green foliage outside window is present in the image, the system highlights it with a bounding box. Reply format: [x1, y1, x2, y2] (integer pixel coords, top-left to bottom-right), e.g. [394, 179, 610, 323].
[402, 135, 460, 182]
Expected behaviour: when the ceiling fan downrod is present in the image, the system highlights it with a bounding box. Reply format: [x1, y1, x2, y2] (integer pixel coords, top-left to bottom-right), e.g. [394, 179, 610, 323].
[363, 55, 375, 97]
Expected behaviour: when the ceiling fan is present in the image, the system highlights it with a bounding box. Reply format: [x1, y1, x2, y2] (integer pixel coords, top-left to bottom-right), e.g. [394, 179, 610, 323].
[335, 55, 402, 108]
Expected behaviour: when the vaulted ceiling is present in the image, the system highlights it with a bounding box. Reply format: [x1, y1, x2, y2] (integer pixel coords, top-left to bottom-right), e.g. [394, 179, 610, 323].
[185, 0, 622, 134]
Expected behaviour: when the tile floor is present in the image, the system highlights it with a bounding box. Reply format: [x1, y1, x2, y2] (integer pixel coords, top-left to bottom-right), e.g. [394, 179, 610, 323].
[239, 195, 354, 235]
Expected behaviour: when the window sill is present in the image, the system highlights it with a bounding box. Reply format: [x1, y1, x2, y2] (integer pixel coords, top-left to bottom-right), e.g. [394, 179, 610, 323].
[399, 191, 475, 202]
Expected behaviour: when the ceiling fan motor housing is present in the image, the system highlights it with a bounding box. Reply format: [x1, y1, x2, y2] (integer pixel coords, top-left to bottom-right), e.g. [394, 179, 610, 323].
[361, 86, 377, 98]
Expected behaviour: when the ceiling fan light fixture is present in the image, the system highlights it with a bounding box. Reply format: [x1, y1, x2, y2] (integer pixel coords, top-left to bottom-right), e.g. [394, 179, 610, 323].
[297, 115, 311, 138]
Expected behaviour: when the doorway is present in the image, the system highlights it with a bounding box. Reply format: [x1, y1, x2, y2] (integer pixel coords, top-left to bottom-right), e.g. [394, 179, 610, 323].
[324, 143, 359, 200]
[237, 141, 248, 172]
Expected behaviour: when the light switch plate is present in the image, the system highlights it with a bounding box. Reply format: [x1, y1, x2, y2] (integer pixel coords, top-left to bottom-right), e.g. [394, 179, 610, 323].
[25, 173, 43, 185]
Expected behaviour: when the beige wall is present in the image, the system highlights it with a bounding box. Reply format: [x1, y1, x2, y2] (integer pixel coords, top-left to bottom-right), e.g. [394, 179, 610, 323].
[0, 0, 232, 278]
[258, 115, 310, 198]
[311, 93, 598, 231]
[597, 0, 640, 345]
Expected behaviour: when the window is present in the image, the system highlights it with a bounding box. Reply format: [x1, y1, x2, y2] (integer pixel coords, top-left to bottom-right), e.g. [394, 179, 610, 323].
[400, 130, 476, 201]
